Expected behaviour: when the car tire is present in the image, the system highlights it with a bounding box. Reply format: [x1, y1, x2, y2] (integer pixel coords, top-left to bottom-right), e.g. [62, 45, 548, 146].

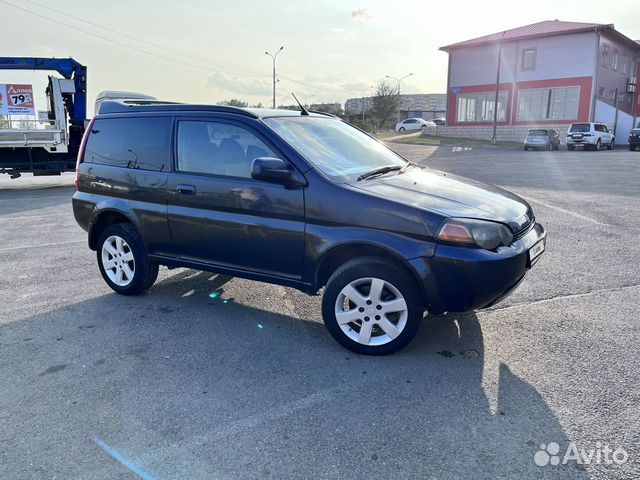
[321, 257, 424, 355]
[524, 146, 528, 151]
[608, 139, 615, 150]
[547, 142, 553, 151]
[567, 145, 575, 151]
[96, 223, 157, 295]
[594, 139, 601, 151]
[631, 144, 636, 151]
[399, 127, 405, 132]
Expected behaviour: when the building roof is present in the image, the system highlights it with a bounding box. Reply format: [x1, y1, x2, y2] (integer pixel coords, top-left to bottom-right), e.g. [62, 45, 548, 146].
[440, 20, 613, 51]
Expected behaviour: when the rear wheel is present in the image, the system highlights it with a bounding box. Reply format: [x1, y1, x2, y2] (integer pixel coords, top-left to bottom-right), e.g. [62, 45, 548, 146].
[97, 223, 158, 295]
[322, 258, 424, 355]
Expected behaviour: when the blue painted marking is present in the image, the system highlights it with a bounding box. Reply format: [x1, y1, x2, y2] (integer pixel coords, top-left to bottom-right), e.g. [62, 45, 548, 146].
[92, 436, 157, 480]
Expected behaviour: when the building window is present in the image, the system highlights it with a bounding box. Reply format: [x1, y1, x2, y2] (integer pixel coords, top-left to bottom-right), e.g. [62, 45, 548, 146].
[609, 89, 616, 101]
[456, 91, 508, 123]
[612, 49, 618, 71]
[521, 48, 536, 70]
[601, 44, 609, 67]
[598, 86, 605, 97]
[516, 86, 580, 121]
[621, 54, 628, 75]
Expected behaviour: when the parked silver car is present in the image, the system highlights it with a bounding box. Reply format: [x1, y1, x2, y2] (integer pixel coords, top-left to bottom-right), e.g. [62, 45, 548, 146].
[524, 129, 560, 151]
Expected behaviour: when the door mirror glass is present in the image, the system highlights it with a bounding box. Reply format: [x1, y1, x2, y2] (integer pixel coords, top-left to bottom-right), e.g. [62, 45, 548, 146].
[251, 157, 296, 185]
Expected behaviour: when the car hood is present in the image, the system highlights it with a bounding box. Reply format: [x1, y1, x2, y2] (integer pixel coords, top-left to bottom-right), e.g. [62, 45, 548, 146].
[349, 165, 532, 232]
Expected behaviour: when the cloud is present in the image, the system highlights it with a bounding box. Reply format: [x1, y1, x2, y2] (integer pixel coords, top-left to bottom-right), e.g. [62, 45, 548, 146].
[351, 8, 372, 21]
[206, 72, 271, 98]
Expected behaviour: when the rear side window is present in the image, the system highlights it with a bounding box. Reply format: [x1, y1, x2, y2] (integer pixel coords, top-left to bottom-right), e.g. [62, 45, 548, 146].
[85, 117, 172, 171]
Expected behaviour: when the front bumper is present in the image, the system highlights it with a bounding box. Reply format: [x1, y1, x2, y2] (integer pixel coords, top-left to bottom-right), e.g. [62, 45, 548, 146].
[409, 222, 546, 314]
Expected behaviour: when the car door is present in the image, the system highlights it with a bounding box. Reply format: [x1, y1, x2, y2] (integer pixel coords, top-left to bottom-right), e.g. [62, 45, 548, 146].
[165, 117, 306, 279]
[601, 125, 613, 144]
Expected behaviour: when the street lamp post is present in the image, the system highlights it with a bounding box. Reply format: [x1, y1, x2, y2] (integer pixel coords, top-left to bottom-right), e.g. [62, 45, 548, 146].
[386, 73, 413, 121]
[265, 46, 284, 109]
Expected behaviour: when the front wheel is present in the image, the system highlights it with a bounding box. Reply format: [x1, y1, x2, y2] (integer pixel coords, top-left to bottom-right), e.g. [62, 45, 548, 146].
[322, 258, 424, 355]
[399, 127, 405, 132]
[594, 139, 601, 151]
[567, 145, 575, 151]
[97, 223, 158, 295]
[607, 139, 615, 150]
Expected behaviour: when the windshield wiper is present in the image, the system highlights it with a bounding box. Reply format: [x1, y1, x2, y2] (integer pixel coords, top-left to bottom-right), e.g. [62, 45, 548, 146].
[357, 165, 403, 181]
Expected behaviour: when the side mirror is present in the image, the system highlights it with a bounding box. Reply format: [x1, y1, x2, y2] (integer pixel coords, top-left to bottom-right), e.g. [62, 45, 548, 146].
[251, 157, 304, 187]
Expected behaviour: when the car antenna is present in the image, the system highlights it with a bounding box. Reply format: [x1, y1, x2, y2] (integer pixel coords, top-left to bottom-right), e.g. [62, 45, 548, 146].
[291, 92, 309, 116]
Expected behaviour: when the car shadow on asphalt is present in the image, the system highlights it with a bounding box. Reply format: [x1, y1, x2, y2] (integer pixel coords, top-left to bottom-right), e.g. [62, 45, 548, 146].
[0, 271, 587, 479]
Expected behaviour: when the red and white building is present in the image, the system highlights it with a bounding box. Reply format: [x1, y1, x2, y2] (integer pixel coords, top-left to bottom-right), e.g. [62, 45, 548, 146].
[439, 20, 640, 142]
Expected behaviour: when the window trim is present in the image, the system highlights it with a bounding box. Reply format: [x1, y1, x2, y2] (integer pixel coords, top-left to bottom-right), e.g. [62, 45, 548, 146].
[521, 47, 537, 71]
[516, 86, 581, 122]
[455, 91, 509, 123]
[601, 44, 609, 67]
[172, 117, 287, 181]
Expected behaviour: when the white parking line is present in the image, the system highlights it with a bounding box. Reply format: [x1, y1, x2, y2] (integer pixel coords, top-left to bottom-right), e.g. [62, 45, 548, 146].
[0, 213, 71, 221]
[0, 240, 85, 252]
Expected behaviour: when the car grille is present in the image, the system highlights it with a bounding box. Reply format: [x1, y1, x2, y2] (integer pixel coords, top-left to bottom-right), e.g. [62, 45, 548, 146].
[513, 211, 535, 241]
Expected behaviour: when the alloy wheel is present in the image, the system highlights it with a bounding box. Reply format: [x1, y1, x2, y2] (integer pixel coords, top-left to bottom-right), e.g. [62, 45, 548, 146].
[101, 235, 135, 287]
[334, 277, 408, 346]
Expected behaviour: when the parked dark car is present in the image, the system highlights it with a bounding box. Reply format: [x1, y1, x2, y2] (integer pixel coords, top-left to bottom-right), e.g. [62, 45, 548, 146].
[629, 128, 640, 151]
[523, 129, 560, 151]
[73, 102, 546, 354]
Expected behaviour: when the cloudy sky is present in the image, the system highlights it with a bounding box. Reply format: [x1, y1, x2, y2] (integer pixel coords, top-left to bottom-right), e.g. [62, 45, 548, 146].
[1, 0, 639, 114]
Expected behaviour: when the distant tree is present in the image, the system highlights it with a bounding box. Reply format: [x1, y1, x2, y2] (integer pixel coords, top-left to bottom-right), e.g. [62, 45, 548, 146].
[0, 116, 9, 129]
[218, 99, 249, 108]
[371, 80, 399, 129]
[251, 102, 264, 108]
[310, 103, 343, 116]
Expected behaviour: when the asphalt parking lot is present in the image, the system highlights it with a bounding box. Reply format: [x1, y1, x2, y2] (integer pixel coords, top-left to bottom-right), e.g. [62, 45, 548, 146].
[1, 145, 639, 479]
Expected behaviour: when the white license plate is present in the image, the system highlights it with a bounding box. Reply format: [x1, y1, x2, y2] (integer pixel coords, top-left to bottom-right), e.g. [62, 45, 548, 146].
[529, 239, 545, 263]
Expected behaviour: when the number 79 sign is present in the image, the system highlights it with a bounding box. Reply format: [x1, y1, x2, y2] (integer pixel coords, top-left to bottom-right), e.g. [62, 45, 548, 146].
[3, 84, 36, 115]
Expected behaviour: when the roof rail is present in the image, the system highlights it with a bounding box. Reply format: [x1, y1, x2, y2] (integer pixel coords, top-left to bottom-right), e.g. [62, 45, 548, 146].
[97, 100, 259, 118]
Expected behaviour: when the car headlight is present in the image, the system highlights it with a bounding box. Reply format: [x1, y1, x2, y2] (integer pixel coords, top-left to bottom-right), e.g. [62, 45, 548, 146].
[436, 218, 514, 250]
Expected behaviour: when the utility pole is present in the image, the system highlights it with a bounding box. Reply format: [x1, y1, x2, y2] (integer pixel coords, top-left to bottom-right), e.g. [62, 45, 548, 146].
[265, 46, 284, 109]
[386, 73, 413, 122]
[491, 32, 505, 145]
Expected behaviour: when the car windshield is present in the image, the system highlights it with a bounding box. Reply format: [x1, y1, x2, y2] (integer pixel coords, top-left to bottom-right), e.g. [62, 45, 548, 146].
[570, 124, 591, 133]
[263, 116, 406, 181]
[528, 130, 548, 136]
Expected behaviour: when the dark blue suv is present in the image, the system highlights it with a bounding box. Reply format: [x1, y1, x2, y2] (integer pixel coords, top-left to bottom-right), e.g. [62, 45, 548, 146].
[73, 102, 546, 354]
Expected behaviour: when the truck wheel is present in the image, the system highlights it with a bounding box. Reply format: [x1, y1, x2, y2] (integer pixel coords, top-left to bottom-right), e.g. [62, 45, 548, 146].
[97, 223, 157, 295]
[321, 258, 424, 355]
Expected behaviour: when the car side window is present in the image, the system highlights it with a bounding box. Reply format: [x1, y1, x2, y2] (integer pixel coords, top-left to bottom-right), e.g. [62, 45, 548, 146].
[85, 117, 172, 171]
[177, 121, 277, 178]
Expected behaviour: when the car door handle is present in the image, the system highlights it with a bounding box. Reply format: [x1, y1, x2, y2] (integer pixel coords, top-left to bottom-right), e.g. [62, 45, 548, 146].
[176, 184, 196, 195]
